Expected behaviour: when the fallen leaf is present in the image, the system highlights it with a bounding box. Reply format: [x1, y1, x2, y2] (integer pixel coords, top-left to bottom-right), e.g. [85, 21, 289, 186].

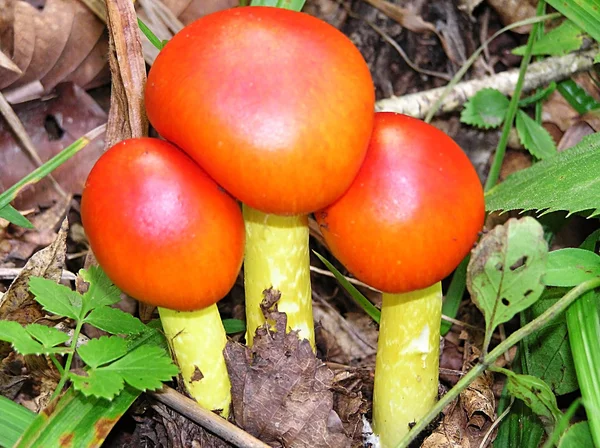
[225, 304, 351, 447]
[362, 0, 436, 34]
[487, 0, 536, 34]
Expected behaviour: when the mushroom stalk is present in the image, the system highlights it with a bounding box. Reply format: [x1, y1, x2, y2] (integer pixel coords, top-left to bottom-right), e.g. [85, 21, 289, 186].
[242, 204, 314, 348]
[372, 282, 442, 448]
[158, 304, 231, 417]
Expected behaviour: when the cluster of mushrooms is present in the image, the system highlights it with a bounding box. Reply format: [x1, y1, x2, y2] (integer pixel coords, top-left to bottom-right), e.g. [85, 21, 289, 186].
[81, 6, 485, 448]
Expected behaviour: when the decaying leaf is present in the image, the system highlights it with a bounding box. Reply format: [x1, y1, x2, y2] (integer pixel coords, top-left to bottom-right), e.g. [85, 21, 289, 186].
[0, 83, 107, 210]
[486, 0, 537, 34]
[0, 218, 68, 325]
[224, 305, 351, 447]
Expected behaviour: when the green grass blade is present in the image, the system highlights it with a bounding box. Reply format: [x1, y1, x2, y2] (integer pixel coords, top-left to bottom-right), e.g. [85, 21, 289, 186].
[441, 255, 468, 335]
[313, 251, 380, 324]
[250, 0, 306, 9]
[0, 204, 34, 229]
[222, 318, 245, 334]
[138, 18, 164, 51]
[0, 396, 36, 448]
[0, 125, 105, 213]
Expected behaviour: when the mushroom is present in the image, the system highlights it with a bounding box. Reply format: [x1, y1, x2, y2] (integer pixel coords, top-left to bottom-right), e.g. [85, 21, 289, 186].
[144, 6, 375, 347]
[316, 112, 485, 446]
[81, 137, 245, 417]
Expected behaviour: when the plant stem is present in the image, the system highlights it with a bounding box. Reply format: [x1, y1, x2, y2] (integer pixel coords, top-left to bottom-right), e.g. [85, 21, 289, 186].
[158, 304, 231, 418]
[484, 0, 546, 191]
[373, 283, 442, 448]
[242, 205, 314, 348]
[52, 319, 84, 401]
[566, 290, 600, 447]
[395, 277, 600, 448]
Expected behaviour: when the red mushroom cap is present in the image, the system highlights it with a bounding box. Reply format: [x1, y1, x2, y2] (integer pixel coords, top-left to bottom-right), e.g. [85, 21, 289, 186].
[316, 112, 485, 293]
[81, 138, 245, 311]
[145, 6, 375, 215]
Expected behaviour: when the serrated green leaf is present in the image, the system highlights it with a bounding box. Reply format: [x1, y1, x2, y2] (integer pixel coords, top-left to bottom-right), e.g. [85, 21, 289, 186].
[513, 20, 584, 56]
[77, 336, 128, 369]
[0, 395, 35, 448]
[84, 307, 146, 335]
[523, 288, 578, 395]
[545, 0, 600, 44]
[485, 133, 600, 216]
[70, 369, 124, 399]
[79, 266, 121, 311]
[29, 277, 82, 320]
[103, 345, 178, 392]
[496, 367, 562, 434]
[460, 88, 509, 129]
[0, 321, 45, 355]
[558, 422, 594, 447]
[222, 318, 246, 334]
[0, 205, 34, 229]
[516, 110, 557, 159]
[467, 217, 547, 349]
[26, 323, 69, 348]
[545, 248, 600, 286]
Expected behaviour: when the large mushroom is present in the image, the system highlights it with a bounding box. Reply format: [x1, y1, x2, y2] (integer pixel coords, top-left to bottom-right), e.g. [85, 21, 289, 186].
[316, 112, 485, 446]
[81, 137, 245, 416]
[144, 6, 375, 347]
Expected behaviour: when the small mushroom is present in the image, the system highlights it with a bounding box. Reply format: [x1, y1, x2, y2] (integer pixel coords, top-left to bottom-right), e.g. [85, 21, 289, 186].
[144, 6, 375, 347]
[81, 137, 245, 417]
[316, 112, 485, 446]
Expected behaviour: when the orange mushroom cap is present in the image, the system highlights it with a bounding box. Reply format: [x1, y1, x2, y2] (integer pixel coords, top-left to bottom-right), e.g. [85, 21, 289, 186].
[81, 138, 245, 311]
[145, 6, 375, 215]
[316, 112, 485, 293]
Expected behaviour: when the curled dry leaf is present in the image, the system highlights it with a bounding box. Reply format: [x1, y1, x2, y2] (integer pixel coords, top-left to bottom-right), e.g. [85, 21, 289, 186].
[0, 83, 107, 210]
[224, 305, 351, 447]
[486, 0, 537, 34]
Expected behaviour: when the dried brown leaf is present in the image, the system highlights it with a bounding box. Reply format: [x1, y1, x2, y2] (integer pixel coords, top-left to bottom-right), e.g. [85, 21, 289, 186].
[0, 83, 107, 210]
[362, 0, 436, 34]
[487, 0, 536, 34]
[0, 217, 68, 323]
[462, 371, 495, 430]
[224, 306, 351, 447]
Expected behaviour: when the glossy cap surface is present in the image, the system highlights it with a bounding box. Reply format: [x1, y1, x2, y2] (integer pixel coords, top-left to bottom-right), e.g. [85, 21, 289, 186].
[81, 138, 245, 311]
[316, 113, 485, 293]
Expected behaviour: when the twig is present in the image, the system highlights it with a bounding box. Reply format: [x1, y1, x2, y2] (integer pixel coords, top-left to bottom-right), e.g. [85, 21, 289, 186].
[0, 268, 77, 281]
[149, 386, 270, 448]
[479, 400, 512, 448]
[376, 47, 597, 119]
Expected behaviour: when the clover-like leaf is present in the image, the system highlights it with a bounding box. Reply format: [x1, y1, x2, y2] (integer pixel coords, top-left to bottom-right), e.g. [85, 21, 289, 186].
[77, 336, 128, 369]
[467, 217, 548, 349]
[79, 266, 121, 311]
[516, 110, 557, 160]
[26, 323, 69, 348]
[460, 88, 509, 129]
[70, 369, 124, 400]
[84, 307, 146, 335]
[29, 277, 82, 320]
[0, 321, 45, 355]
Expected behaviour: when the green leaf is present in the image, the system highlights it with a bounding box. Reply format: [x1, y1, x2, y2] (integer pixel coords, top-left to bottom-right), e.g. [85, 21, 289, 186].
[79, 266, 122, 311]
[441, 256, 468, 336]
[222, 318, 246, 334]
[558, 422, 594, 447]
[250, 0, 306, 10]
[545, 0, 600, 44]
[70, 369, 124, 400]
[84, 307, 146, 335]
[29, 277, 83, 320]
[518, 82, 557, 108]
[543, 399, 583, 448]
[495, 366, 562, 434]
[467, 217, 547, 350]
[77, 336, 128, 369]
[485, 133, 600, 216]
[0, 395, 35, 448]
[0, 321, 45, 355]
[26, 323, 69, 348]
[0, 204, 34, 229]
[137, 18, 165, 51]
[103, 345, 178, 392]
[313, 251, 381, 324]
[16, 385, 141, 447]
[545, 248, 600, 286]
[513, 20, 584, 56]
[460, 88, 509, 129]
[523, 288, 578, 395]
[516, 110, 558, 159]
[558, 79, 600, 115]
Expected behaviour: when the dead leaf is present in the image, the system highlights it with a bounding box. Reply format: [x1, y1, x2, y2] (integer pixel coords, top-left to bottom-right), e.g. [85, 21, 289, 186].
[0, 83, 107, 210]
[225, 305, 351, 447]
[362, 0, 436, 34]
[486, 0, 536, 34]
[462, 372, 495, 430]
[0, 217, 68, 324]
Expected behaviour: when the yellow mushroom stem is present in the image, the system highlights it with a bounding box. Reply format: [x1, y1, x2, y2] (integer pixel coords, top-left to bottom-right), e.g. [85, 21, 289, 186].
[158, 304, 231, 418]
[242, 204, 314, 348]
[372, 282, 442, 448]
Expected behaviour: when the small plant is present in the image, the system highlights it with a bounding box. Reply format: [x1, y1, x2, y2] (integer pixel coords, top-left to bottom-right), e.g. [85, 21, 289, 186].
[0, 266, 178, 401]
